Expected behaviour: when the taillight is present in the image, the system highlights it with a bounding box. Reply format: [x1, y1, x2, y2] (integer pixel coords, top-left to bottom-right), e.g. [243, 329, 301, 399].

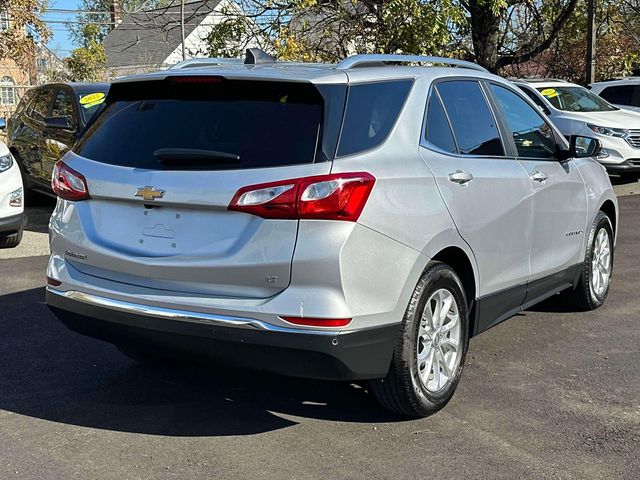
[280, 316, 352, 327]
[229, 172, 375, 221]
[52, 160, 90, 201]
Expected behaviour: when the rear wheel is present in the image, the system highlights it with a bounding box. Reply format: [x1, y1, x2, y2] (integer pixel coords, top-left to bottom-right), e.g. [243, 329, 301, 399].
[370, 262, 469, 417]
[0, 227, 23, 248]
[564, 211, 614, 310]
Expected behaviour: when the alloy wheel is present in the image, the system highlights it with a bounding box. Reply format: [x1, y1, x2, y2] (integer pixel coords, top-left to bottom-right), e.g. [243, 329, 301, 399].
[416, 288, 462, 392]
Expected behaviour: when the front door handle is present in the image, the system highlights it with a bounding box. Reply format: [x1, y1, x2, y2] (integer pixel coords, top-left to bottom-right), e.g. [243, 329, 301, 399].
[530, 170, 548, 182]
[448, 170, 474, 185]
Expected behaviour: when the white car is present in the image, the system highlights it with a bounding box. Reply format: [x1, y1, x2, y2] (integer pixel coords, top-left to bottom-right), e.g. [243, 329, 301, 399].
[0, 118, 24, 248]
[513, 79, 640, 176]
[590, 78, 640, 113]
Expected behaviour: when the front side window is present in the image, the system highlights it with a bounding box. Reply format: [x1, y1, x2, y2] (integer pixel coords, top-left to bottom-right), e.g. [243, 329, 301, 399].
[537, 86, 617, 112]
[491, 84, 556, 159]
[337, 80, 413, 156]
[424, 91, 457, 153]
[0, 76, 15, 105]
[51, 89, 74, 118]
[437, 80, 504, 156]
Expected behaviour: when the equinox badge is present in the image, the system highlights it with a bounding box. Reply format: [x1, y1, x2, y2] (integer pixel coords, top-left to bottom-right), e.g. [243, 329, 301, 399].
[135, 186, 165, 201]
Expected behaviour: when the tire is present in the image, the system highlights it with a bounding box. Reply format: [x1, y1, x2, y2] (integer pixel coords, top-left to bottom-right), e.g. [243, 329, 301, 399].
[370, 261, 469, 417]
[564, 211, 614, 311]
[0, 227, 23, 248]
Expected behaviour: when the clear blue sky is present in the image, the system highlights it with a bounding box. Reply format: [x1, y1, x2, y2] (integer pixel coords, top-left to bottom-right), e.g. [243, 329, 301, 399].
[42, 0, 83, 57]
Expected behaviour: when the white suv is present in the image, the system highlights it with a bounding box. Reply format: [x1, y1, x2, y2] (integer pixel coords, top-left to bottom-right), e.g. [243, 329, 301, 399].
[514, 79, 640, 176]
[0, 119, 24, 248]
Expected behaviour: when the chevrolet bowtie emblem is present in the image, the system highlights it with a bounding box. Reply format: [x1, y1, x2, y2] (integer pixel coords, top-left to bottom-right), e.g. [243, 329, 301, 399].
[135, 186, 165, 201]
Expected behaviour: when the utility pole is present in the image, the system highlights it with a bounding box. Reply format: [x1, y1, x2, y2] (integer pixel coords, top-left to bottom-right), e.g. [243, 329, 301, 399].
[180, 0, 186, 61]
[586, 0, 596, 84]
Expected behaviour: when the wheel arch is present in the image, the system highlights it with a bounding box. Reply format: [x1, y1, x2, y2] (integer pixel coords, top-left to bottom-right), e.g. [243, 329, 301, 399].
[431, 246, 478, 336]
[599, 199, 617, 237]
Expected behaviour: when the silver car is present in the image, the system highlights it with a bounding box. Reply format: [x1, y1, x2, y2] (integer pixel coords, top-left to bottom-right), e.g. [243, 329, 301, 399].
[46, 51, 618, 417]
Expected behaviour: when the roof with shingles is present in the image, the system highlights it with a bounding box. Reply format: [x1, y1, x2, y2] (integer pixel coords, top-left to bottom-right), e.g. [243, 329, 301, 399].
[104, 0, 223, 68]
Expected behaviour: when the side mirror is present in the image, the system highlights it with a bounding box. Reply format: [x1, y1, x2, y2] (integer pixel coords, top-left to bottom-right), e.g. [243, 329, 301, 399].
[44, 116, 75, 131]
[0, 118, 5, 130]
[570, 135, 601, 158]
[556, 136, 601, 161]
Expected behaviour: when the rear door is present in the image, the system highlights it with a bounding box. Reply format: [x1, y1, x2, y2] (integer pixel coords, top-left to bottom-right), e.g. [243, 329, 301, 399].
[64, 77, 344, 298]
[42, 87, 78, 182]
[420, 79, 534, 331]
[487, 83, 587, 304]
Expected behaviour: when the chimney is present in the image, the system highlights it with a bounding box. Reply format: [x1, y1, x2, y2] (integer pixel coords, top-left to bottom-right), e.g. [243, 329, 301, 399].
[110, 0, 122, 30]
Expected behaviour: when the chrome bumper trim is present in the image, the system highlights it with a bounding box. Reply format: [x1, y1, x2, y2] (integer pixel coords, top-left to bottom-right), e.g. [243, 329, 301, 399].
[46, 288, 339, 336]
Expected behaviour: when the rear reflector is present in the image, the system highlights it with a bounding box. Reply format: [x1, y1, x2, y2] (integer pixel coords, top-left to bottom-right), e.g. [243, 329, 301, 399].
[229, 172, 375, 221]
[52, 160, 90, 201]
[280, 316, 352, 327]
[46, 276, 62, 287]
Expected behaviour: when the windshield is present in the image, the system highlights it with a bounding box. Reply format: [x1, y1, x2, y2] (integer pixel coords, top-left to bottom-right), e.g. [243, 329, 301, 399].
[77, 90, 108, 123]
[537, 86, 618, 112]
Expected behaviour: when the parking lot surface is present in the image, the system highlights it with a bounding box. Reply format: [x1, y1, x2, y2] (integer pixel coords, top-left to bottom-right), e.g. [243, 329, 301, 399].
[0, 182, 638, 479]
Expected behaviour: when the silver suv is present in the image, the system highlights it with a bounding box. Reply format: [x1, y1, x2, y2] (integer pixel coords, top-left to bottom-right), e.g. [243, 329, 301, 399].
[46, 52, 618, 417]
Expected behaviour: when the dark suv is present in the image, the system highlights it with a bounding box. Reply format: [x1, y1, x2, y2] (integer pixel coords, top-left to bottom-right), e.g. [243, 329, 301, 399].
[7, 82, 109, 198]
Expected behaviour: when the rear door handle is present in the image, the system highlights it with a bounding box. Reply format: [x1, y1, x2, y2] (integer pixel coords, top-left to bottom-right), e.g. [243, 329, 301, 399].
[448, 170, 474, 185]
[530, 170, 548, 182]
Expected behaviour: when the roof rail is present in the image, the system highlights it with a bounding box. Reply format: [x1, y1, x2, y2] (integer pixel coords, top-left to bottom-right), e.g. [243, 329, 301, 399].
[169, 58, 243, 69]
[336, 54, 489, 73]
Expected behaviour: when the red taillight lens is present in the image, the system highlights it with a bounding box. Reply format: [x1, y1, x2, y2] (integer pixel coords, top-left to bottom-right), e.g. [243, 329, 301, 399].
[52, 161, 90, 201]
[229, 172, 375, 221]
[280, 316, 352, 327]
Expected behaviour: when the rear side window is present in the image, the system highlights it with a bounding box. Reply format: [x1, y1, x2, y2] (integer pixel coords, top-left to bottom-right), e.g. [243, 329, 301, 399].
[599, 85, 636, 106]
[437, 81, 504, 156]
[337, 80, 413, 156]
[75, 79, 328, 171]
[424, 92, 457, 153]
[29, 89, 54, 121]
[490, 84, 556, 159]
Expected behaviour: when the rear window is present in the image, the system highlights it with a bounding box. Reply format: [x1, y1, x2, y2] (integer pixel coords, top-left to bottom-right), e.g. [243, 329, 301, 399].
[337, 80, 413, 156]
[75, 79, 333, 171]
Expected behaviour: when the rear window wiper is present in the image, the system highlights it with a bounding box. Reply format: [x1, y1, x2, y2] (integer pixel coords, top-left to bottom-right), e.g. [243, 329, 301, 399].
[153, 148, 240, 164]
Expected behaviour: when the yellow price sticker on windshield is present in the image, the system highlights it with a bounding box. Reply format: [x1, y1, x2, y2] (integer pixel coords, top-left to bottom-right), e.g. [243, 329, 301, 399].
[540, 88, 558, 98]
[79, 92, 106, 108]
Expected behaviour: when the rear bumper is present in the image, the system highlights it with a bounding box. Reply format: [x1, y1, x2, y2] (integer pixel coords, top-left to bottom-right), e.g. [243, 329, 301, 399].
[0, 212, 23, 235]
[46, 288, 399, 381]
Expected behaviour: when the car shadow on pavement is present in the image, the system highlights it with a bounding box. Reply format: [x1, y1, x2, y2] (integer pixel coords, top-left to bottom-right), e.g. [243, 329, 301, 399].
[23, 193, 56, 234]
[0, 287, 404, 437]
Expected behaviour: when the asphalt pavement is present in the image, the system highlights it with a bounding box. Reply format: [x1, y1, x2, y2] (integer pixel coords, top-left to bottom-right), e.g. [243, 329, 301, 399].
[0, 180, 638, 479]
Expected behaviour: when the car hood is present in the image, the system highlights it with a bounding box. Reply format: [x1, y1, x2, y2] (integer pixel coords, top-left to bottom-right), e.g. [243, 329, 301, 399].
[0, 141, 9, 157]
[558, 108, 640, 128]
